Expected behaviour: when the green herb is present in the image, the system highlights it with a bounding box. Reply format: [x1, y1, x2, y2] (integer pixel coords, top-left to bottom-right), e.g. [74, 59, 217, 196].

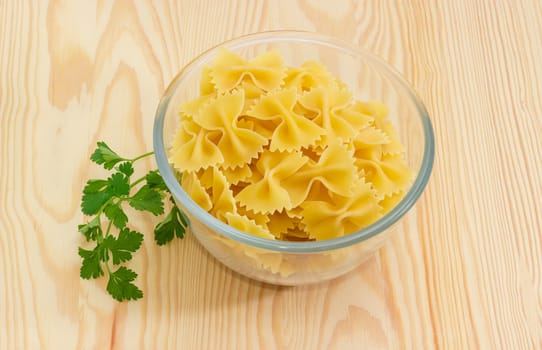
[78, 141, 188, 301]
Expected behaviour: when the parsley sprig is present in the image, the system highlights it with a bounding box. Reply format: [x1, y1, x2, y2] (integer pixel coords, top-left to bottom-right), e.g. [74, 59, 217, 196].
[78, 141, 188, 301]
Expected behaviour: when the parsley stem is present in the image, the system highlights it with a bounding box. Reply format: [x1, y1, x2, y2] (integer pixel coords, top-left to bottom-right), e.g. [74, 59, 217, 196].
[130, 175, 147, 189]
[95, 197, 116, 223]
[105, 217, 114, 238]
[130, 151, 154, 163]
[96, 214, 105, 244]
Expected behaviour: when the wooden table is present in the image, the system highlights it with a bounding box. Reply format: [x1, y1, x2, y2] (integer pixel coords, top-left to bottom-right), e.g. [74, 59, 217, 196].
[1, 1, 541, 349]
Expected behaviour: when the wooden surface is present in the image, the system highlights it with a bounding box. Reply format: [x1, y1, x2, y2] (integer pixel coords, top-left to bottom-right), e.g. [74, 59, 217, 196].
[1, 1, 541, 349]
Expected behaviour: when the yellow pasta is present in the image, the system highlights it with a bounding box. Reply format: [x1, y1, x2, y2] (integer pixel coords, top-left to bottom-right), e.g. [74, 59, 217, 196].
[169, 118, 223, 171]
[196, 166, 215, 189]
[235, 150, 308, 214]
[181, 171, 212, 211]
[207, 167, 237, 221]
[238, 81, 266, 114]
[236, 205, 270, 228]
[298, 86, 372, 142]
[281, 139, 358, 207]
[356, 101, 405, 155]
[221, 162, 253, 185]
[283, 60, 340, 91]
[170, 48, 413, 241]
[301, 178, 381, 240]
[179, 96, 212, 118]
[266, 210, 299, 239]
[211, 48, 286, 92]
[356, 153, 412, 199]
[247, 88, 325, 152]
[199, 65, 215, 96]
[379, 190, 405, 215]
[192, 90, 268, 168]
[350, 125, 390, 150]
[224, 212, 274, 240]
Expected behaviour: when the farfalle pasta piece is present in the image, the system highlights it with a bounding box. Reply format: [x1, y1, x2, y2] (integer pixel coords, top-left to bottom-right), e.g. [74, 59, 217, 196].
[187, 166, 237, 219]
[196, 166, 215, 189]
[200, 65, 216, 95]
[358, 101, 404, 155]
[352, 142, 383, 163]
[303, 181, 335, 205]
[235, 150, 308, 214]
[267, 210, 300, 239]
[379, 190, 405, 215]
[247, 88, 325, 151]
[211, 48, 286, 92]
[355, 153, 412, 199]
[179, 95, 213, 118]
[285, 204, 304, 219]
[193, 90, 268, 168]
[169, 118, 224, 171]
[299, 86, 371, 142]
[282, 228, 311, 241]
[301, 144, 323, 162]
[377, 119, 405, 155]
[282, 140, 358, 207]
[181, 171, 212, 211]
[237, 116, 278, 139]
[207, 167, 237, 221]
[301, 178, 382, 240]
[350, 126, 390, 150]
[221, 162, 253, 185]
[237, 204, 270, 227]
[178, 66, 217, 117]
[293, 102, 319, 121]
[283, 60, 339, 91]
[338, 104, 374, 132]
[238, 81, 266, 114]
[224, 212, 275, 239]
[281, 217, 311, 241]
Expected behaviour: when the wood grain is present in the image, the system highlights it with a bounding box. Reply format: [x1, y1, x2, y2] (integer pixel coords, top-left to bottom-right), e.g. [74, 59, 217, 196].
[1, 0, 541, 349]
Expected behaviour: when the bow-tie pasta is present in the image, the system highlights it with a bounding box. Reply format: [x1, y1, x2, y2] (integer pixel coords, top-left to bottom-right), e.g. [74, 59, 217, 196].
[211, 48, 286, 92]
[169, 48, 412, 243]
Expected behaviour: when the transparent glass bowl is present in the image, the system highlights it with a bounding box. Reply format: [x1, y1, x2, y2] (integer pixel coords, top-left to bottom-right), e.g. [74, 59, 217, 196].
[153, 31, 434, 285]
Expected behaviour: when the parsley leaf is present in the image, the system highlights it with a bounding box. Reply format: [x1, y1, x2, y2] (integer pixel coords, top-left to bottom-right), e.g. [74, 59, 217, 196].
[145, 170, 168, 191]
[107, 172, 130, 197]
[118, 162, 134, 177]
[128, 185, 164, 215]
[106, 267, 143, 301]
[78, 216, 102, 241]
[83, 179, 108, 194]
[90, 141, 125, 170]
[79, 246, 107, 279]
[103, 228, 144, 265]
[81, 191, 111, 216]
[104, 203, 128, 229]
[154, 198, 188, 245]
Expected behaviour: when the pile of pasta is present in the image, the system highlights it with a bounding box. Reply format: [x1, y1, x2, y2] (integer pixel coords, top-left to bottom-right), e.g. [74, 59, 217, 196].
[170, 48, 412, 241]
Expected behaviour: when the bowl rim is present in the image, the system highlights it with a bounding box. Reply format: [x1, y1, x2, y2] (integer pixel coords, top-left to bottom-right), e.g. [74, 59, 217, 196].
[153, 30, 435, 253]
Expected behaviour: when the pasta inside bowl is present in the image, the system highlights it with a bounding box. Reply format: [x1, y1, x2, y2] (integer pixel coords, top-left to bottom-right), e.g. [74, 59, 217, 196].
[154, 31, 434, 285]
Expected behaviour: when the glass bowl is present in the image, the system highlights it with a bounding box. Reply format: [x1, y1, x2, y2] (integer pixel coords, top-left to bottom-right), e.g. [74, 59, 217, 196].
[153, 31, 434, 285]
